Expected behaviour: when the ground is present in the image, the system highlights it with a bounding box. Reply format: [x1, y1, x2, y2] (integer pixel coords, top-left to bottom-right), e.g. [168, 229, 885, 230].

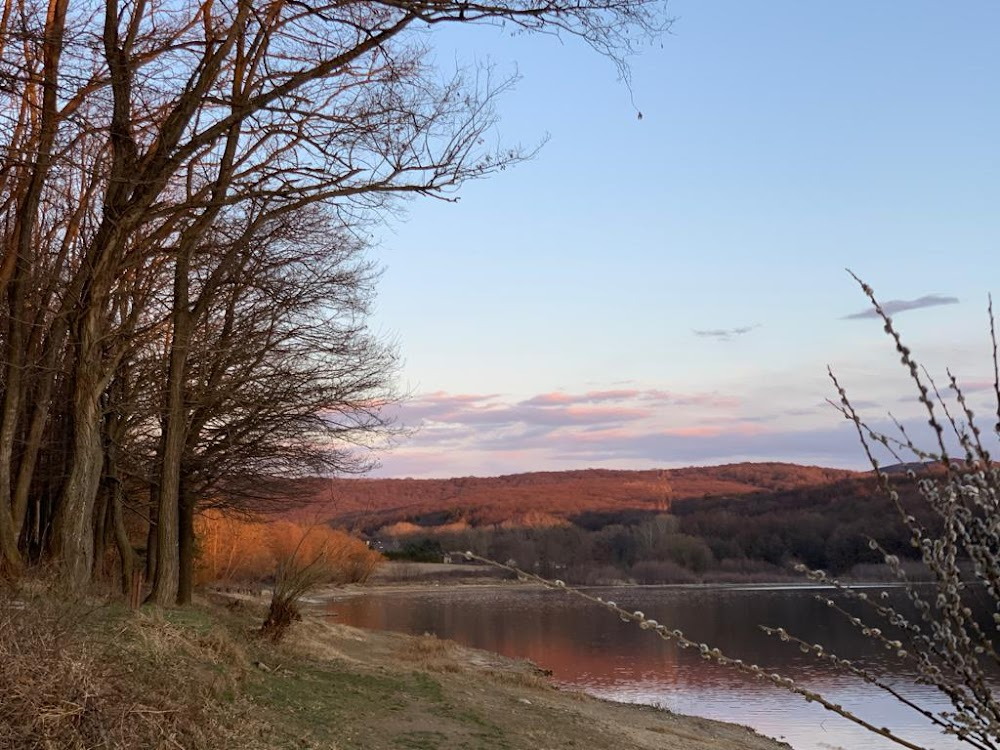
[1, 583, 791, 750]
[254, 605, 790, 750]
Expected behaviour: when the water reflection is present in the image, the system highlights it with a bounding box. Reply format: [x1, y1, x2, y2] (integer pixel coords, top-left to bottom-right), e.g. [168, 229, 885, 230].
[326, 586, 971, 750]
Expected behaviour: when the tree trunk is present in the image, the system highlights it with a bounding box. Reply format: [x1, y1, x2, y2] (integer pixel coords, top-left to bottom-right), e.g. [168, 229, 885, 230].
[0, 213, 28, 573]
[177, 484, 195, 605]
[145, 495, 158, 582]
[0, 503, 19, 575]
[92, 484, 110, 578]
[0, 269, 25, 572]
[52, 399, 103, 585]
[52, 308, 107, 586]
[103, 372, 135, 595]
[146, 410, 182, 603]
[12, 341, 61, 532]
[0, 0, 70, 575]
[112, 482, 135, 596]
[147, 254, 191, 605]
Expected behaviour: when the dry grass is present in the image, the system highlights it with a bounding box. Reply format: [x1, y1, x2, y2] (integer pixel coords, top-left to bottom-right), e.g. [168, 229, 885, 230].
[0, 582, 263, 750]
[404, 632, 449, 656]
[482, 668, 554, 690]
[396, 632, 464, 672]
[0, 577, 790, 750]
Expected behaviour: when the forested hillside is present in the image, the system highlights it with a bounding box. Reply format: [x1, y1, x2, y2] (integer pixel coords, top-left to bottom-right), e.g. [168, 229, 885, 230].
[285, 464, 940, 584]
[286, 463, 859, 532]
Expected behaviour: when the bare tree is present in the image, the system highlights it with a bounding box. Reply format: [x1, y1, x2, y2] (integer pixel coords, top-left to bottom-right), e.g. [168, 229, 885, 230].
[0, 0, 666, 596]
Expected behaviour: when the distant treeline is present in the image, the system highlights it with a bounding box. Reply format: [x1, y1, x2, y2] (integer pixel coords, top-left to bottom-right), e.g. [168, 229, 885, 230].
[327, 463, 859, 532]
[381, 476, 939, 583]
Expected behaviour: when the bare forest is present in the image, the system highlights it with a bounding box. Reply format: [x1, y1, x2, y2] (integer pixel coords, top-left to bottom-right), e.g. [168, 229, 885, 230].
[0, 0, 663, 604]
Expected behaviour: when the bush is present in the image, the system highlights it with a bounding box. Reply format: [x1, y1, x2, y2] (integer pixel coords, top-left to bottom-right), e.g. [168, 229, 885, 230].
[654, 280, 1000, 747]
[630, 559, 699, 584]
[384, 537, 446, 563]
[196, 510, 381, 586]
[564, 563, 630, 585]
[260, 522, 381, 642]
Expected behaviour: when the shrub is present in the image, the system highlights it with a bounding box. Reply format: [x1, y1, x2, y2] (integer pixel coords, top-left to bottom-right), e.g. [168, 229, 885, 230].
[647, 280, 1000, 747]
[196, 510, 381, 587]
[630, 559, 699, 584]
[260, 522, 373, 642]
[384, 537, 446, 563]
[564, 563, 631, 585]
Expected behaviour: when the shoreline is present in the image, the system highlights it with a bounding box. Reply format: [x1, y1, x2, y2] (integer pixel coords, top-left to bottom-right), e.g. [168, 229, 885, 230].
[312, 576, 906, 602]
[5, 583, 794, 750]
[300, 574, 921, 749]
[285, 606, 794, 750]
[208, 587, 794, 749]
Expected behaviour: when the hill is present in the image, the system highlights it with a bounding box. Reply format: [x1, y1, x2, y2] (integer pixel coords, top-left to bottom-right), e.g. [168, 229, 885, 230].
[268, 463, 946, 583]
[277, 463, 860, 533]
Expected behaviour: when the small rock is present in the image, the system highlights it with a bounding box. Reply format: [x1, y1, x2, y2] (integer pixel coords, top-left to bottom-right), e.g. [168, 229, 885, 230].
[519, 698, 532, 705]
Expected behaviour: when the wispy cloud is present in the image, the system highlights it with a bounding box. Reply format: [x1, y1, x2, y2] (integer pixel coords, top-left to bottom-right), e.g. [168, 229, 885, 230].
[391, 391, 667, 440]
[374, 418, 872, 478]
[385, 387, 746, 451]
[692, 324, 761, 341]
[374, 386, 800, 476]
[842, 294, 959, 320]
[372, 381, 966, 478]
[522, 389, 739, 409]
[545, 413, 958, 468]
[546, 421, 861, 465]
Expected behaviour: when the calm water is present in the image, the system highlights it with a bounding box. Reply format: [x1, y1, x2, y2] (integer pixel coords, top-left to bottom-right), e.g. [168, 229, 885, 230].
[325, 584, 982, 750]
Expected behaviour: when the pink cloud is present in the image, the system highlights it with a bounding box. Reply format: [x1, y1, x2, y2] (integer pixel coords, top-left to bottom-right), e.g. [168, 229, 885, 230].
[562, 405, 649, 421]
[377, 401, 922, 476]
[383, 388, 776, 476]
[953, 378, 996, 393]
[370, 449, 464, 478]
[398, 390, 656, 430]
[638, 389, 742, 409]
[420, 391, 500, 404]
[562, 427, 637, 444]
[433, 403, 648, 427]
[520, 392, 577, 406]
[582, 389, 642, 401]
[661, 424, 766, 438]
[561, 422, 765, 446]
[519, 388, 740, 409]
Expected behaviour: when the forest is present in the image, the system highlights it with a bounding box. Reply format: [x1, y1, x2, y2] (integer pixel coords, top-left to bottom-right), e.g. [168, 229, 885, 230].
[383, 472, 940, 583]
[0, 0, 661, 605]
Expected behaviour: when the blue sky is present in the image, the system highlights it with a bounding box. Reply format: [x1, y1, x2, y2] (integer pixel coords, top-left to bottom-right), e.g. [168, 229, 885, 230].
[366, 1, 1000, 478]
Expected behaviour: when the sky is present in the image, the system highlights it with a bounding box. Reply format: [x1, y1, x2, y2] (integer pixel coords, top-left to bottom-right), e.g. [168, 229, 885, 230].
[364, 1, 1000, 478]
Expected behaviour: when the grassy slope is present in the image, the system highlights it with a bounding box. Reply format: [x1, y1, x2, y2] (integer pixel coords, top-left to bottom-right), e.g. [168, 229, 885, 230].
[0, 585, 789, 750]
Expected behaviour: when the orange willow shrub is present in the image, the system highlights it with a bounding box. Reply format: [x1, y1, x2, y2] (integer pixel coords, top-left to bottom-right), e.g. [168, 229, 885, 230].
[195, 510, 381, 585]
[266, 520, 383, 585]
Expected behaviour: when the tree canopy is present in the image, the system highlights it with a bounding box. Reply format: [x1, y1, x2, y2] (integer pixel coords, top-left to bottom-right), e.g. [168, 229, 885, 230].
[0, 0, 666, 603]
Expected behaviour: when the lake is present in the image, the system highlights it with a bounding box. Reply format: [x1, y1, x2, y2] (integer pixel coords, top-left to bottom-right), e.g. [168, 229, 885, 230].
[325, 583, 976, 750]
